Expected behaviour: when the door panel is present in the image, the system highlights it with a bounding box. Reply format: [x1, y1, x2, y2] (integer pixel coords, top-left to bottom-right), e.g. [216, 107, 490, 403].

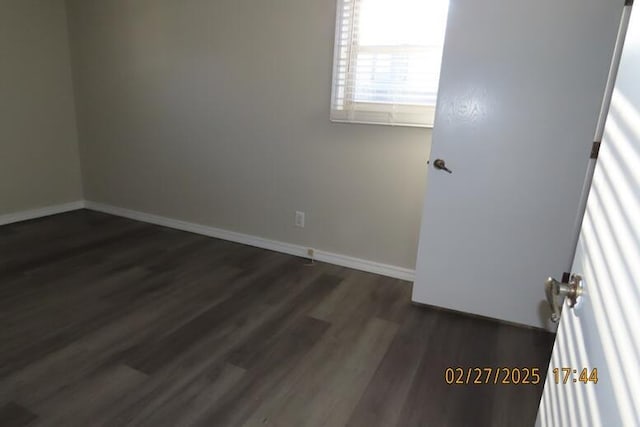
[413, 0, 623, 328]
[538, 5, 640, 424]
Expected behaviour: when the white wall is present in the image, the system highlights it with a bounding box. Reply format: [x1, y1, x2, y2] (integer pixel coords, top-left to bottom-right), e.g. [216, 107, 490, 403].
[65, 0, 432, 270]
[0, 0, 83, 215]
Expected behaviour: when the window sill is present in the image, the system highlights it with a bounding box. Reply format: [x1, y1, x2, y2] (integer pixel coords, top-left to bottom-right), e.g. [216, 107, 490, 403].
[330, 118, 434, 129]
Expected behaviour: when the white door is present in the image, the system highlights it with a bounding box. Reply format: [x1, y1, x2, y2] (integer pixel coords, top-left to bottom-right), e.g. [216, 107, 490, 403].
[537, 4, 640, 425]
[413, 0, 624, 328]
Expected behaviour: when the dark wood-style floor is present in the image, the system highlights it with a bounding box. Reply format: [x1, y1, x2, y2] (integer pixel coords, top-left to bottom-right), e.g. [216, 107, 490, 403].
[0, 210, 554, 427]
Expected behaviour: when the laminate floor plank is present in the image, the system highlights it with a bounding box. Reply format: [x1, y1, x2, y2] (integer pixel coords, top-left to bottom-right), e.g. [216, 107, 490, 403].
[135, 363, 246, 427]
[194, 315, 332, 427]
[242, 271, 407, 427]
[395, 311, 474, 426]
[436, 316, 502, 427]
[125, 255, 306, 374]
[30, 365, 147, 427]
[0, 210, 555, 427]
[0, 402, 37, 427]
[345, 306, 439, 427]
[98, 257, 331, 425]
[0, 265, 242, 407]
[246, 316, 398, 427]
[488, 323, 556, 426]
[226, 273, 343, 370]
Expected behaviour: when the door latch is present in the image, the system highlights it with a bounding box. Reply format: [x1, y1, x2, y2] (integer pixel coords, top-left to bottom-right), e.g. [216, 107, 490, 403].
[544, 275, 583, 323]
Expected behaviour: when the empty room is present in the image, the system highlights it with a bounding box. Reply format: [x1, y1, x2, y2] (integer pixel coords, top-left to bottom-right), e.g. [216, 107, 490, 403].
[1, 0, 639, 426]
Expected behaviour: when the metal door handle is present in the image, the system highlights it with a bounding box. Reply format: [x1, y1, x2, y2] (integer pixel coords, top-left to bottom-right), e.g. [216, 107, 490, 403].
[544, 275, 583, 323]
[433, 159, 452, 174]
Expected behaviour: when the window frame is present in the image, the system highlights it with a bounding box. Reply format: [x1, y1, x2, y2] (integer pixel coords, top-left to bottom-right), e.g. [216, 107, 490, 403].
[329, 0, 445, 128]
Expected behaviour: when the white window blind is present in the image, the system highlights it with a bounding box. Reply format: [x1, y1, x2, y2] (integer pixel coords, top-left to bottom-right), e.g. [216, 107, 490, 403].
[330, 0, 449, 127]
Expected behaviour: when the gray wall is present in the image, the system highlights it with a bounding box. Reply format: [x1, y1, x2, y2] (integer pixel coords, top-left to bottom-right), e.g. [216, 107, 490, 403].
[66, 0, 432, 269]
[0, 0, 83, 215]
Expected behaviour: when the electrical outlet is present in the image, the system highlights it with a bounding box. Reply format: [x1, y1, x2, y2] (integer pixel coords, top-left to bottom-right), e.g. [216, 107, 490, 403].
[295, 211, 305, 228]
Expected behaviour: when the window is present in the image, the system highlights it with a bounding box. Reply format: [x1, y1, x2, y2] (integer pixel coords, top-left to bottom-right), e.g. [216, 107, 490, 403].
[330, 0, 449, 127]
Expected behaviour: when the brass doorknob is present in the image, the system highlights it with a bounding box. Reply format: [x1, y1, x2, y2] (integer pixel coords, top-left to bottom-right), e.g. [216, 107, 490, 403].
[433, 159, 452, 173]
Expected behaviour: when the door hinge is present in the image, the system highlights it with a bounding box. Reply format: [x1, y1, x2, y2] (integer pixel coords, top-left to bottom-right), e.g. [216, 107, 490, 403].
[590, 141, 601, 159]
[625, 0, 633, 6]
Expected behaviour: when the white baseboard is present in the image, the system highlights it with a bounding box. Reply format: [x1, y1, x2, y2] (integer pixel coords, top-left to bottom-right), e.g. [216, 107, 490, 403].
[84, 201, 416, 281]
[0, 201, 86, 226]
[0, 199, 416, 281]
